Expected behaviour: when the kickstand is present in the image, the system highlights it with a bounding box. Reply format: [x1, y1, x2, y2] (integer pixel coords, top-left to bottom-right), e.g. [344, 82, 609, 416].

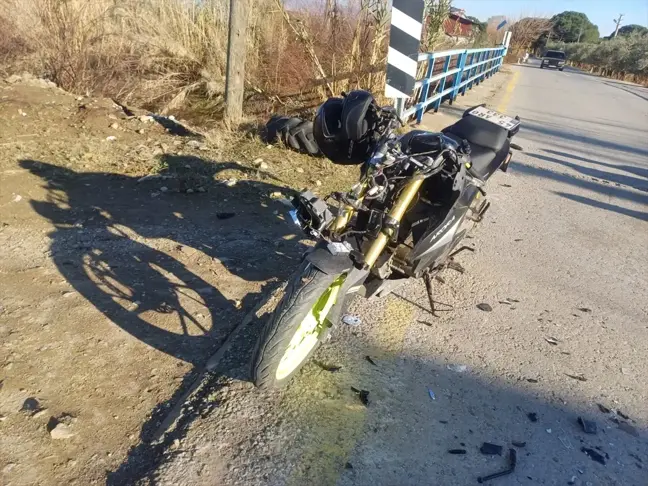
[423, 273, 454, 319]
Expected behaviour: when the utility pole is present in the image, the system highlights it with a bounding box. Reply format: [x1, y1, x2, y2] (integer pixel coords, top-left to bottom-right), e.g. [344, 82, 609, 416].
[225, 0, 249, 126]
[613, 13, 624, 37]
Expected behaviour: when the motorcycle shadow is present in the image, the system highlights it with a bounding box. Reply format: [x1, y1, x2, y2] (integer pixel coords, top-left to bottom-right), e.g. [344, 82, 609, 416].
[21, 155, 308, 371]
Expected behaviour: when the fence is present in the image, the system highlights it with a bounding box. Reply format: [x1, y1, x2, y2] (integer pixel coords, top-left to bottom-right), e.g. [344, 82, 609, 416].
[397, 44, 509, 123]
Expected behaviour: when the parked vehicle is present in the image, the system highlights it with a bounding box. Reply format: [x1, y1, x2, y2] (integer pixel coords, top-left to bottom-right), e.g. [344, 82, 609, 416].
[540, 50, 566, 71]
[252, 91, 521, 388]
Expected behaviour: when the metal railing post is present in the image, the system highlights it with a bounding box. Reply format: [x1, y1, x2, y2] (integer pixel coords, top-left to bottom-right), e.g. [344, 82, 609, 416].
[449, 49, 467, 104]
[433, 54, 452, 113]
[416, 55, 436, 123]
[461, 52, 474, 96]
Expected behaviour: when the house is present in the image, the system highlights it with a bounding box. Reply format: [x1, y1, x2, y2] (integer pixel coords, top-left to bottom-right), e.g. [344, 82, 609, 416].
[443, 7, 476, 38]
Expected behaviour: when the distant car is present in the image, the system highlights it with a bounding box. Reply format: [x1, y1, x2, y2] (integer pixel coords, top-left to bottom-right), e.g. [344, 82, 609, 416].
[540, 50, 566, 71]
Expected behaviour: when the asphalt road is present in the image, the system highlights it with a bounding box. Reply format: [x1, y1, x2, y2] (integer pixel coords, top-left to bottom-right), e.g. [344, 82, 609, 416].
[152, 63, 648, 486]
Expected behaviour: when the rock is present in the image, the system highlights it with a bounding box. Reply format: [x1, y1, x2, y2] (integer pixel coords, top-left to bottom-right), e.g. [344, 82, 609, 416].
[186, 188, 195, 194]
[160, 143, 169, 153]
[50, 422, 75, 440]
[12, 194, 22, 203]
[106, 136, 117, 142]
[152, 148, 163, 156]
[137, 129, 145, 135]
[224, 179, 238, 187]
[252, 158, 268, 169]
[269, 191, 283, 199]
[2, 463, 16, 474]
[20, 397, 41, 414]
[110, 123, 119, 130]
[160, 186, 169, 192]
[296, 167, 304, 173]
[196, 187, 206, 193]
[186, 140, 204, 149]
[139, 115, 154, 123]
[5, 74, 22, 84]
[315, 180, 322, 186]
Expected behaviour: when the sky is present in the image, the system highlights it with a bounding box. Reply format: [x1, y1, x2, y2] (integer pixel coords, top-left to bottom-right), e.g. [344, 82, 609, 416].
[456, 0, 648, 37]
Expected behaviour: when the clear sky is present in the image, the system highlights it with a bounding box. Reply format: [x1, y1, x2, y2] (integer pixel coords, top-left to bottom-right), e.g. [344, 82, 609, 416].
[456, 0, 648, 37]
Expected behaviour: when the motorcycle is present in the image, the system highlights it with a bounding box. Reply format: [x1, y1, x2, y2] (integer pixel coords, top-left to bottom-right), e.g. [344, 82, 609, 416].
[252, 95, 521, 389]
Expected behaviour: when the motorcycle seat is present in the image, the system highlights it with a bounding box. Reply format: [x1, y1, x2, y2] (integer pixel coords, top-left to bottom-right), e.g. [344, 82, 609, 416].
[443, 115, 511, 181]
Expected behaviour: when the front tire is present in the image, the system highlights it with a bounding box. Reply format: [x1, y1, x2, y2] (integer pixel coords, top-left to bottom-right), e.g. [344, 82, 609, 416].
[252, 262, 346, 389]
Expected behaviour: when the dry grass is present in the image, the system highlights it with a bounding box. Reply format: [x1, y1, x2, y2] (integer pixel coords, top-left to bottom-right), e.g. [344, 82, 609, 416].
[0, 0, 397, 119]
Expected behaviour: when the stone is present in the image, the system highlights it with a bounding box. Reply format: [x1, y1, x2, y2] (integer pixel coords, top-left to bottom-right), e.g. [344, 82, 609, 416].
[50, 423, 75, 440]
[106, 136, 117, 142]
[110, 123, 119, 130]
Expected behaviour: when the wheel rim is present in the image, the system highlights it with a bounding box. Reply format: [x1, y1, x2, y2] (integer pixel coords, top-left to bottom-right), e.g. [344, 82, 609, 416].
[275, 274, 346, 380]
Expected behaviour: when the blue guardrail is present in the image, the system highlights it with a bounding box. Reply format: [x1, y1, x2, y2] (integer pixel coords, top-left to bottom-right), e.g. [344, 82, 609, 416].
[399, 45, 507, 122]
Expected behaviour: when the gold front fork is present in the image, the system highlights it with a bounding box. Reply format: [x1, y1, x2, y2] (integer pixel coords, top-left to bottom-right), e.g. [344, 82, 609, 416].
[364, 177, 424, 267]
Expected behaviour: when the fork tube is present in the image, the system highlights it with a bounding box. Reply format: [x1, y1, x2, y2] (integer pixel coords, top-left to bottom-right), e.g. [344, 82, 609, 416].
[364, 176, 425, 268]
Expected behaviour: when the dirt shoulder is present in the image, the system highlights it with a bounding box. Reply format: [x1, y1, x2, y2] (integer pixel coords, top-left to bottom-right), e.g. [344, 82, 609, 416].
[0, 70, 513, 486]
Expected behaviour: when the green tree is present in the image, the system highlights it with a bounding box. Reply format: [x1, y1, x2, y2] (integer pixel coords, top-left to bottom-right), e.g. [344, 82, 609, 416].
[613, 24, 648, 37]
[550, 11, 600, 43]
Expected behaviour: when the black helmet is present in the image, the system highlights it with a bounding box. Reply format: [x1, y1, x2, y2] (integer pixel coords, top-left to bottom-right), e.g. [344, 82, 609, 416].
[313, 90, 380, 165]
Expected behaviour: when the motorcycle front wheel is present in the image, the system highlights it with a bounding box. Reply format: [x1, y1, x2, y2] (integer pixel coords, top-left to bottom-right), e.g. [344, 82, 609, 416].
[252, 262, 346, 389]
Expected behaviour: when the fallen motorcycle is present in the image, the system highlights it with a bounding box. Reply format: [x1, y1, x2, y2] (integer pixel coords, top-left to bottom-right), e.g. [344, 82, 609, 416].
[252, 90, 521, 388]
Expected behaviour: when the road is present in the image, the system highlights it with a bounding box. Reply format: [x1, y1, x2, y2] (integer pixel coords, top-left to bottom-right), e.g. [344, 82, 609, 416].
[148, 63, 648, 485]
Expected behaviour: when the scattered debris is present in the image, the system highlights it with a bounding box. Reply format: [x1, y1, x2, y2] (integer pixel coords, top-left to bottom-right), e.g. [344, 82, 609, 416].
[544, 336, 559, 345]
[565, 373, 587, 382]
[448, 449, 467, 454]
[480, 443, 503, 455]
[350, 387, 369, 406]
[597, 403, 611, 414]
[527, 412, 538, 422]
[477, 448, 517, 483]
[578, 417, 597, 434]
[616, 410, 630, 420]
[313, 361, 341, 373]
[216, 212, 236, 220]
[617, 422, 639, 437]
[364, 356, 377, 366]
[342, 315, 362, 326]
[578, 307, 592, 313]
[427, 388, 436, 400]
[477, 303, 493, 312]
[447, 364, 468, 373]
[511, 441, 526, 448]
[581, 447, 606, 465]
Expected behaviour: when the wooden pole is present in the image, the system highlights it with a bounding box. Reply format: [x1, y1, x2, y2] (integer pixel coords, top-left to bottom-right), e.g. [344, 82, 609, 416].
[225, 0, 249, 126]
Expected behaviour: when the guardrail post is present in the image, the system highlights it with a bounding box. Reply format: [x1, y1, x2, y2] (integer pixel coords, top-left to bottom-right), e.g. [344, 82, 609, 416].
[461, 51, 474, 96]
[416, 55, 435, 123]
[449, 49, 467, 105]
[433, 54, 452, 113]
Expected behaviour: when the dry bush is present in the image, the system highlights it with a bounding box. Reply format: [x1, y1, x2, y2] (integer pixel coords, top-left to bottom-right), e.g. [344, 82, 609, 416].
[0, 0, 407, 117]
[506, 17, 552, 62]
